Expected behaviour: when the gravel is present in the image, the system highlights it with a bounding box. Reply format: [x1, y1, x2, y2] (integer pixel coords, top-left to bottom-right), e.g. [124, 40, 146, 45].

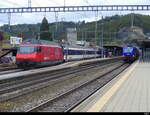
[0, 61, 123, 112]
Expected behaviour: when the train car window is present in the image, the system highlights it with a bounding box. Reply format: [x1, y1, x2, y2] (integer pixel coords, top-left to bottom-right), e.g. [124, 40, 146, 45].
[68, 50, 76, 55]
[87, 50, 95, 54]
[66, 49, 84, 55]
[68, 50, 72, 55]
[18, 46, 38, 53]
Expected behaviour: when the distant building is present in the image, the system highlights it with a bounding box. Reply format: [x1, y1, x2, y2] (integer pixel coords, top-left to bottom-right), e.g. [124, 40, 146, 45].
[66, 28, 77, 46]
[10, 36, 22, 46]
[89, 42, 96, 47]
[76, 41, 90, 47]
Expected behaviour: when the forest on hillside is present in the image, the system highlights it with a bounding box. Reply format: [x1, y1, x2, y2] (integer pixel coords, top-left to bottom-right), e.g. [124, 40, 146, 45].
[0, 13, 150, 45]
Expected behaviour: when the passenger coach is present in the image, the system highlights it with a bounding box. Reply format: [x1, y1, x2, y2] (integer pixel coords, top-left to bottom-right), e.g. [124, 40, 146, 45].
[63, 45, 100, 61]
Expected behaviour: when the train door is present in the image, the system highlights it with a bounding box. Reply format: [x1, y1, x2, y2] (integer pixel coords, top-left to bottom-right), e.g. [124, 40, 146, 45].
[64, 48, 68, 61]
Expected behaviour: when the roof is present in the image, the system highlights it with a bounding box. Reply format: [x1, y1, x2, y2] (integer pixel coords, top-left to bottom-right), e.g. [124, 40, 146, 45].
[22, 39, 61, 47]
[103, 44, 123, 48]
[136, 39, 150, 48]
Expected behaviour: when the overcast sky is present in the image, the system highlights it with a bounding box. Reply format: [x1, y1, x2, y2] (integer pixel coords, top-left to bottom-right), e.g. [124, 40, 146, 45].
[0, 0, 150, 25]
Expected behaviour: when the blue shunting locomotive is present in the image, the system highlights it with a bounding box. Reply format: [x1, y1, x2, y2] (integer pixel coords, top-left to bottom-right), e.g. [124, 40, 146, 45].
[122, 46, 140, 63]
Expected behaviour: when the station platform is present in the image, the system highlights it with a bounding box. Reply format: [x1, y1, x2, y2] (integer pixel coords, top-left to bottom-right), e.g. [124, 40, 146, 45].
[71, 60, 150, 112]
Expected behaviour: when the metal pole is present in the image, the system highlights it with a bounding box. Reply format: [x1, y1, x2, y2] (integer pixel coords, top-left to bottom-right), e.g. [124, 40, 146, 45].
[101, 16, 104, 58]
[64, 0, 66, 7]
[95, 11, 98, 47]
[82, 31, 84, 44]
[8, 13, 13, 46]
[55, 12, 59, 40]
[131, 13, 134, 28]
[64, 0, 66, 12]
[28, 0, 31, 7]
[8, 13, 11, 32]
[38, 33, 40, 40]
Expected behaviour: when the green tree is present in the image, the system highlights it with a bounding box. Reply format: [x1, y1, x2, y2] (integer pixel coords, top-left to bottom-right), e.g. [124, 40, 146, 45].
[40, 17, 52, 41]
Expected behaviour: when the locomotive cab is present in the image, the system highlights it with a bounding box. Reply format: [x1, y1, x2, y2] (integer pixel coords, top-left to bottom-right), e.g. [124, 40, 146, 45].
[18, 46, 41, 53]
[16, 46, 42, 68]
[16, 39, 64, 68]
[123, 46, 140, 63]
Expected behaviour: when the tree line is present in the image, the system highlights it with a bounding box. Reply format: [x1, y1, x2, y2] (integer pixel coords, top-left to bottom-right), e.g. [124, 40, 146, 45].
[0, 13, 149, 44]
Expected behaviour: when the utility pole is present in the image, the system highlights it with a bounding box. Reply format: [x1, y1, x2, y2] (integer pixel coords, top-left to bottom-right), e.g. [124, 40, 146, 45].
[64, 0, 66, 12]
[131, 13, 134, 28]
[64, 0, 66, 7]
[95, 11, 98, 47]
[101, 16, 104, 58]
[8, 13, 11, 32]
[7, 13, 12, 46]
[28, 0, 31, 7]
[37, 33, 40, 40]
[55, 12, 59, 40]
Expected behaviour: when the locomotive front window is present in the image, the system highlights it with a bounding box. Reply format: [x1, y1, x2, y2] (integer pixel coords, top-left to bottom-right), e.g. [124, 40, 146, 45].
[123, 47, 133, 53]
[18, 46, 38, 53]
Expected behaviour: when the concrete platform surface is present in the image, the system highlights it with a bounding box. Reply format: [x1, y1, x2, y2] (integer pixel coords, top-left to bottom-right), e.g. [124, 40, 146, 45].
[72, 61, 150, 112]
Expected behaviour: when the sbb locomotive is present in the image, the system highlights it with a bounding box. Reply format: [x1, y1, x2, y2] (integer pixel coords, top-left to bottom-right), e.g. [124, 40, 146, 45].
[122, 46, 140, 63]
[16, 39, 102, 68]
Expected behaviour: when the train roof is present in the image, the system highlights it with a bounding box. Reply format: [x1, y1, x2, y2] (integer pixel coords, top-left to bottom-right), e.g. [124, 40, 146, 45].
[22, 39, 102, 51]
[123, 46, 139, 48]
[22, 39, 61, 47]
[103, 44, 123, 48]
[62, 44, 100, 51]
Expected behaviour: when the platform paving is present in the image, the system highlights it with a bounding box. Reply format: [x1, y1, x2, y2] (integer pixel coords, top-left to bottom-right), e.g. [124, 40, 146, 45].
[71, 60, 150, 112]
[101, 61, 150, 112]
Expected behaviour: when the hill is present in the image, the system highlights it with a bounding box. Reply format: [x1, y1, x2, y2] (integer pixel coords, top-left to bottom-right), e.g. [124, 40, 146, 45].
[0, 13, 150, 46]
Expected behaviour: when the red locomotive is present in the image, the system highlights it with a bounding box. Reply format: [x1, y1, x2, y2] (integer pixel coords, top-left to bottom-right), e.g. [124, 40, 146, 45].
[16, 39, 64, 68]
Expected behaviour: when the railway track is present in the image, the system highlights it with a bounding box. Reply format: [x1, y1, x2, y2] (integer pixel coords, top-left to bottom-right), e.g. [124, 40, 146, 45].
[0, 58, 121, 102]
[0, 64, 22, 75]
[0, 63, 18, 72]
[27, 63, 129, 112]
[0, 69, 23, 75]
[0, 57, 128, 112]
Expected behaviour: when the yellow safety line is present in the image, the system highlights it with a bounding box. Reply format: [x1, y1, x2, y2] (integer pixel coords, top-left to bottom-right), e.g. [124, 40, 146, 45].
[87, 61, 139, 112]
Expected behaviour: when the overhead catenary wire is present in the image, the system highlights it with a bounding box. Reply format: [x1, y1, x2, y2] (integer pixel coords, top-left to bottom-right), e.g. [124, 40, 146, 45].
[28, 0, 32, 7]
[0, 2, 10, 8]
[83, 0, 92, 6]
[32, 0, 41, 7]
[47, 0, 62, 6]
[0, 0, 150, 26]
[0, 1, 18, 8]
[3, 0, 20, 7]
